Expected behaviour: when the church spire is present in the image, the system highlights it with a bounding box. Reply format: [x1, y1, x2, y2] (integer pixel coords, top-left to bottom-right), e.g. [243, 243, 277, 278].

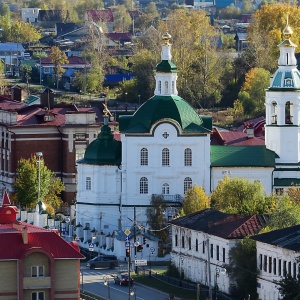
[154, 33, 178, 96]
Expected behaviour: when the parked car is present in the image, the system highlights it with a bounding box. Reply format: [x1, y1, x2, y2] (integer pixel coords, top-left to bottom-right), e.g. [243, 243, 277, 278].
[114, 274, 134, 286]
[86, 255, 119, 269]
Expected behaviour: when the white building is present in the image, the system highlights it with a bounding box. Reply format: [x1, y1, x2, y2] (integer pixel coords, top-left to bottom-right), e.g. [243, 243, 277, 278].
[251, 225, 300, 300]
[169, 208, 268, 297]
[21, 8, 39, 23]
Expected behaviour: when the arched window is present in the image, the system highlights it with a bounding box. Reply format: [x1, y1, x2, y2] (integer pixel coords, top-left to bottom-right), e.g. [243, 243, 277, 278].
[162, 148, 170, 166]
[162, 183, 170, 195]
[165, 81, 168, 94]
[184, 148, 192, 166]
[140, 177, 148, 194]
[184, 177, 192, 193]
[140, 148, 148, 166]
[158, 81, 161, 94]
[86, 177, 91, 190]
[285, 101, 293, 124]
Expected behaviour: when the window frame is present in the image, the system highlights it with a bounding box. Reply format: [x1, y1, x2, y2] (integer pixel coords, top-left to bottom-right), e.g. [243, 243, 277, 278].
[184, 148, 192, 166]
[162, 183, 170, 195]
[140, 177, 148, 194]
[140, 148, 148, 166]
[31, 266, 44, 277]
[184, 177, 192, 193]
[162, 148, 170, 166]
[86, 176, 91, 190]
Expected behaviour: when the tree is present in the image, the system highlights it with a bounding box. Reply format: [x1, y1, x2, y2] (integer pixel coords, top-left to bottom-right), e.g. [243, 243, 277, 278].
[0, 2, 10, 17]
[112, 5, 131, 32]
[49, 46, 68, 88]
[247, 4, 300, 72]
[14, 156, 64, 215]
[238, 67, 271, 116]
[267, 196, 300, 230]
[180, 185, 210, 216]
[146, 195, 169, 246]
[226, 239, 258, 299]
[277, 273, 300, 300]
[210, 176, 275, 216]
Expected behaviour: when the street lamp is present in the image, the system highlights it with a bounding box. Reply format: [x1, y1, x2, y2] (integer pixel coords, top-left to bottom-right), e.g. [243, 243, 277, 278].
[36, 152, 43, 203]
[104, 275, 111, 300]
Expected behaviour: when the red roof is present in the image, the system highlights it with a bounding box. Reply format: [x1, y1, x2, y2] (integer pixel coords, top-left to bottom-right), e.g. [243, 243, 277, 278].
[40, 55, 88, 66]
[2, 190, 11, 206]
[86, 9, 114, 23]
[105, 32, 132, 42]
[0, 97, 26, 110]
[0, 222, 84, 259]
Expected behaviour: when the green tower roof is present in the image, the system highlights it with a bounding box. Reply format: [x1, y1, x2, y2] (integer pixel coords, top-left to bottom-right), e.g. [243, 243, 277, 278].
[119, 95, 212, 134]
[78, 120, 121, 166]
[156, 60, 177, 73]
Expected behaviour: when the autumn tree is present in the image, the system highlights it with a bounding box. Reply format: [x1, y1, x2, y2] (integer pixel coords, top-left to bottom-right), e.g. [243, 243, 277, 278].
[112, 5, 132, 32]
[49, 46, 68, 88]
[237, 67, 270, 116]
[247, 4, 300, 72]
[180, 185, 210, 216]
[276, 273, 300, 300]
[210, 176, 275, 216]
[14, 156, 64, 215]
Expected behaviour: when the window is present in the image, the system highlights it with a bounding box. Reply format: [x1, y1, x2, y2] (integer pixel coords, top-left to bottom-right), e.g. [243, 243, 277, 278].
[216, 246, 220, 261]
[196, 239, 198, 252]
[188, 237, 191, 250]
[184, 177, 192, 193]
[222, 248, 225, 263]
[140, 177, 148, 194]
[293, 262, 297, 278]
[162, 148, 170, 166]
[259, 254, 262, 270]
[275, 188, 284, 195]
[165, 81, 168, 94]
[288, 261, 291, 275]
[31, 266, 44, 277]
[175, 235, 178, 247]
[158, 81, 161, 94]
[283, 260, 287, 276]
[210, 244, 213, 258]
[43, 67, 50, 73]
[203, 241, 205, 254]
[181, 236, 185, 248]
[140, 148, 148, 166]
[184, 148, 192, 166]
[32, 292, 45, 300]
[273, 258, 277, 275]
[269, 257, 272, 273]
[263, 255, 267, 272]
[162, 183, 169, 195]
[76, 148, 85, 162]
[172, 81, 175, 94]
[86, 177, 91, 190]
[279, 259, 282, 276]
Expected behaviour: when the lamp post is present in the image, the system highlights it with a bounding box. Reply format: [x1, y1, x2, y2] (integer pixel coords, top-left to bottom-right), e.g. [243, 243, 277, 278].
[36, 152, 43, 203]
[104, 275, 111, 300]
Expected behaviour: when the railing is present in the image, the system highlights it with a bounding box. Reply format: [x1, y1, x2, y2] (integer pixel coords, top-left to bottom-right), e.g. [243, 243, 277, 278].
[152, 194, 183, 203]
[23, 276, 51, 289]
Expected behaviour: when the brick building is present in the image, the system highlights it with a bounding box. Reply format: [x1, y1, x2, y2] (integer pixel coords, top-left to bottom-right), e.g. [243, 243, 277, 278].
[0, 91, 111, 204]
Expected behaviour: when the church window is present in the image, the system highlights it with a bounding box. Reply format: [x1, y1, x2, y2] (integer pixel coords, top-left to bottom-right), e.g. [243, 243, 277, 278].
[162, 148, 170, 166]
[181, 236, 185, 248]
[140, 148, 148, 166]
[172, 81, 175, 94]
[165, 81, 168, 94]
[32, 266, 44, 277]
[184, 148, 192, 166]
[184, 177, 192, 193]
[158, 81, 161, 94]
[140, 177, 148, 194]
[86, 177, 91, 190]
[32, 292, 45, 300]
[285, 101, 293, 124]
[162, 183, 170, 194]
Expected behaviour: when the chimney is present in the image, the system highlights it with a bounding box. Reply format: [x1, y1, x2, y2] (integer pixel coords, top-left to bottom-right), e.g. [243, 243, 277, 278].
[22, 226, 28, 244]
[246, 127, 254, 138]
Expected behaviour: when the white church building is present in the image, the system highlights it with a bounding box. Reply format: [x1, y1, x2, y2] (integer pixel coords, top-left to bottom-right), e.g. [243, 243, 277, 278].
[75, 24, 300, 255]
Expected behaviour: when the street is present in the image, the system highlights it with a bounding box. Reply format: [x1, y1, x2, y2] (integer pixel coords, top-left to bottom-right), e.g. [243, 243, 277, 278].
[80, 264, 170, 300]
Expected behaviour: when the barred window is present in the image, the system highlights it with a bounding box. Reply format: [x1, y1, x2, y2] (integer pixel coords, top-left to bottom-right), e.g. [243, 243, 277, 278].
[140, 148, 148, 166]
[86, 177, 91, 190]
[184, 177, 192, 193]
[162, 148, 170, 166]
[140, 177, 148, 194]
[184, 148, 192, 166]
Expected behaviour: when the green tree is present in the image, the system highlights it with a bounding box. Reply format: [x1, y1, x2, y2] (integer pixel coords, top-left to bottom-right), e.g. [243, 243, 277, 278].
[277, 273, 300, 300]
[14, 156, 64, 214]
[181, 185, 210, 216]
[49, 46, 68, 88]
[144, 2, 159, 18]
[112, 5, 131, 32]
[0, 2, 10, 17]
[226, 239, 258, 299]
[237, 67, 271, 116]
[146, 195, 169, 246]
[267, 196, 300, 230]
[211, 176, 275, 216]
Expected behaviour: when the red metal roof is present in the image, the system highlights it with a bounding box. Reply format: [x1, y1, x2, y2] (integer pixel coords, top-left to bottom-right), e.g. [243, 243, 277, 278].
[0, 222, 84, 259]
[105, 32, 132, 42]
[86, 9, 114, 23]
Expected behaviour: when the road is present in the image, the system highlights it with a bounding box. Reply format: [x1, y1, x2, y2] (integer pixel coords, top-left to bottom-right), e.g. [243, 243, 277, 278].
[81, 264, 170, 300]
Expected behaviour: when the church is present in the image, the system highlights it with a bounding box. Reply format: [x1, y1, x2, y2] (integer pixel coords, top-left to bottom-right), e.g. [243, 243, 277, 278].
[75, 23, 300, 242]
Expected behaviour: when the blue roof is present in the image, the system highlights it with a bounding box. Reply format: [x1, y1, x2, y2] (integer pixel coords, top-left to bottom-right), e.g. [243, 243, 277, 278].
[0, 43, 25, 52]
[104, 73, 135, 84]
[63, 68, 76, 77]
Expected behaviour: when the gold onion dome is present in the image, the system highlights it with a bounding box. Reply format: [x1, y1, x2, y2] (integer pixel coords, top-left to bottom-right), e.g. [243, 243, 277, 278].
[162, 32, 171, 45]
[283, 15, 293, 39]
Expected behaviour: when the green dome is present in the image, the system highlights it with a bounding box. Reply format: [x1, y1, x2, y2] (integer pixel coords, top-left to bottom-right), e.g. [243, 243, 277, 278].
[78, 123, 121, 165]
[119, 95, 212, 134]
[156, 60, 177, 73]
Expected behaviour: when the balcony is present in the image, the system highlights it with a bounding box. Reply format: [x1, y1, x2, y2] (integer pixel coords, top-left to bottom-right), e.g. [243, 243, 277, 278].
[23, 276, 51, 289]
[152, 194, 183, 203]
